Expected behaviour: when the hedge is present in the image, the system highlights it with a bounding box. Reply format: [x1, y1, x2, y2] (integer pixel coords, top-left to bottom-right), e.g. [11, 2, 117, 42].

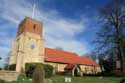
[25, 63, 53, 78]
[9, 64, 16, 70]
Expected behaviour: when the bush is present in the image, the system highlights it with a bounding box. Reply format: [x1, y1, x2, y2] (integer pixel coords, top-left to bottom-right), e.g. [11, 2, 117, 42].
[0, 80, 5, 83]
[111, 70, 123, 77]
[43, 64, 53, 78]
[25, 63, 53, 78]
[9, 64, 16, 70]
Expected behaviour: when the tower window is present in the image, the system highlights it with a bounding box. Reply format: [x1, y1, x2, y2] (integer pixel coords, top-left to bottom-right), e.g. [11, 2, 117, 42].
[33, 24, 36, 31]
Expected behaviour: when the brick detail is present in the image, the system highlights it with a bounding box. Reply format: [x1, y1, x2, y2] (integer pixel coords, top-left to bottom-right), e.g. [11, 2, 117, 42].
[17, 17, 43, 37]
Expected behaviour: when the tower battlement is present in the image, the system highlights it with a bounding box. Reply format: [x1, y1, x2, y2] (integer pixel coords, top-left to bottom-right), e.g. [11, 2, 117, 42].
[17, 17, 43, 37]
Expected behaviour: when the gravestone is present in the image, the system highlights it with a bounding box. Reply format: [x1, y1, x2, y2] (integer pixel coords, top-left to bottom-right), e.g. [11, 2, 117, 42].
[32, 67, 45, 83]
[65, 77, 71, 83]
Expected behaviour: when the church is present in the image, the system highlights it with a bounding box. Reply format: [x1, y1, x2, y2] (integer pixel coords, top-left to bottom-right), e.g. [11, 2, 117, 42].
[9, 17, 101, 76]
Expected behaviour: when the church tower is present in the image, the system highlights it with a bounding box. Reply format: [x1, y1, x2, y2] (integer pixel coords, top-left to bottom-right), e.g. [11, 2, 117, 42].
[9, 17, 45, 72]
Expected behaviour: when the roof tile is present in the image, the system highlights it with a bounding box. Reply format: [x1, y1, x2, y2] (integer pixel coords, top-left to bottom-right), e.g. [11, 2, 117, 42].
[45, 48, 98, 67]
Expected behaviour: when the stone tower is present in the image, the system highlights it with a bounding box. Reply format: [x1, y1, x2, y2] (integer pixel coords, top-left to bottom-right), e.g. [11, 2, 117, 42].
[9, 17, 45, 72]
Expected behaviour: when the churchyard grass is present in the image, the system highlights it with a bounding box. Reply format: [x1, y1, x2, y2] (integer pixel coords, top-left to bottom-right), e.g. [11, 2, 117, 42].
[50, 75, 125, 83]
[0, 75, 125, 83]
[0, 75, 32, 83]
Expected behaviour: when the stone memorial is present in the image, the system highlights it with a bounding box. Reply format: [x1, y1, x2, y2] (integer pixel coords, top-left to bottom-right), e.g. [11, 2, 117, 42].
[65, 77, 71, 83]
[32, 67, 45, 83]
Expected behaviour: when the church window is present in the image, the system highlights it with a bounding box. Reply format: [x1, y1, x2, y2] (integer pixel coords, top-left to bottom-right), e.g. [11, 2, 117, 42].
[30, 44, 35, 49]
[33, 24, 36, 31]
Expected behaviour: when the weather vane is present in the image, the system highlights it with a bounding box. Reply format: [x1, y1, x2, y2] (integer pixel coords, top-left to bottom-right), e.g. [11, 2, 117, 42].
[32, 0, 36, 19]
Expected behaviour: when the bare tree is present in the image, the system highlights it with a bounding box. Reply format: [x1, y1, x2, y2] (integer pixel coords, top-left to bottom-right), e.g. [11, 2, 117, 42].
[83, 52, 97, 61]
[95, 0, 125, 74]
[56, 47, 63, 50]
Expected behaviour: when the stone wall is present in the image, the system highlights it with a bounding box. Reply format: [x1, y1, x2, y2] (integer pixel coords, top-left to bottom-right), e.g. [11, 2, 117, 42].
[9, 32, 45, 72]
[45, 62, 67, 72]
[0, 70, 19, 82]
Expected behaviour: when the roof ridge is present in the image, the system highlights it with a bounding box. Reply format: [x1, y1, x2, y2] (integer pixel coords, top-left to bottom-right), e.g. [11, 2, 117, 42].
[45, 47, 79, 56]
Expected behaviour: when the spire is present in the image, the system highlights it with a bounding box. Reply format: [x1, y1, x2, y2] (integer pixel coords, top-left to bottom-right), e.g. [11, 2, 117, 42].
[32, 0, 36, 19]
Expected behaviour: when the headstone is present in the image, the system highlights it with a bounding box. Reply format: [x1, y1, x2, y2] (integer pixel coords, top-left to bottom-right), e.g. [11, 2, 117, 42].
[22, 78, 25, 81]
[116, 60, 121, 69]
[32, 67, 45, 83]
[98, 76, 103, 79]
[65, 77, 71, 83]
[29, 78, 32, 81]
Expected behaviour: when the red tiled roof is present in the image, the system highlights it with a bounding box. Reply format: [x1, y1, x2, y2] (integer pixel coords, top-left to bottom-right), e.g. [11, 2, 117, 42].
[64, 64, 76, 70]
[45, 48, 98, 67]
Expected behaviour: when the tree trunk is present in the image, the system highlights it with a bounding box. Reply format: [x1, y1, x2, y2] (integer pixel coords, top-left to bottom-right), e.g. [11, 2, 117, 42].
[120, 46, 125, 75]
[116, 26, 125, 75]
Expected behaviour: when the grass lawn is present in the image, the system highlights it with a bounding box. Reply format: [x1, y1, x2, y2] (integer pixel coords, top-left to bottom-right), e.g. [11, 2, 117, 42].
[0, 75, 125, 83]
[50, 75, 125, 83]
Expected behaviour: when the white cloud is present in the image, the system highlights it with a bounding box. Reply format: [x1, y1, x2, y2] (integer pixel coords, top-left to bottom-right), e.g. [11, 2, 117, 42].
[0, 47, 10, 67]
[45, 37, 89, 55]
[0, 0, 90, 65]
[0, 38, 13, 47]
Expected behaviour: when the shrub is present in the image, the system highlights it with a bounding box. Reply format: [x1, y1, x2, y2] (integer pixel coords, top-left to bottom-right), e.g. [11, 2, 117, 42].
[25, 63, 53, 78]
[0, 80, 5, 83]
[43, 64, 53, 78]
[111, 70, 123, 77]
[9, 64, 16, 70]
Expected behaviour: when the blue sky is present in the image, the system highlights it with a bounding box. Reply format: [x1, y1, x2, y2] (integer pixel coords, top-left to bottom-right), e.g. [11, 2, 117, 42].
[0, 0, 110, 67]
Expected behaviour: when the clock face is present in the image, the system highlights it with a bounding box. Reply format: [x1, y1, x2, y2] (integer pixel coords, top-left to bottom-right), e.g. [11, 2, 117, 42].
[30, 44, 35, 49]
